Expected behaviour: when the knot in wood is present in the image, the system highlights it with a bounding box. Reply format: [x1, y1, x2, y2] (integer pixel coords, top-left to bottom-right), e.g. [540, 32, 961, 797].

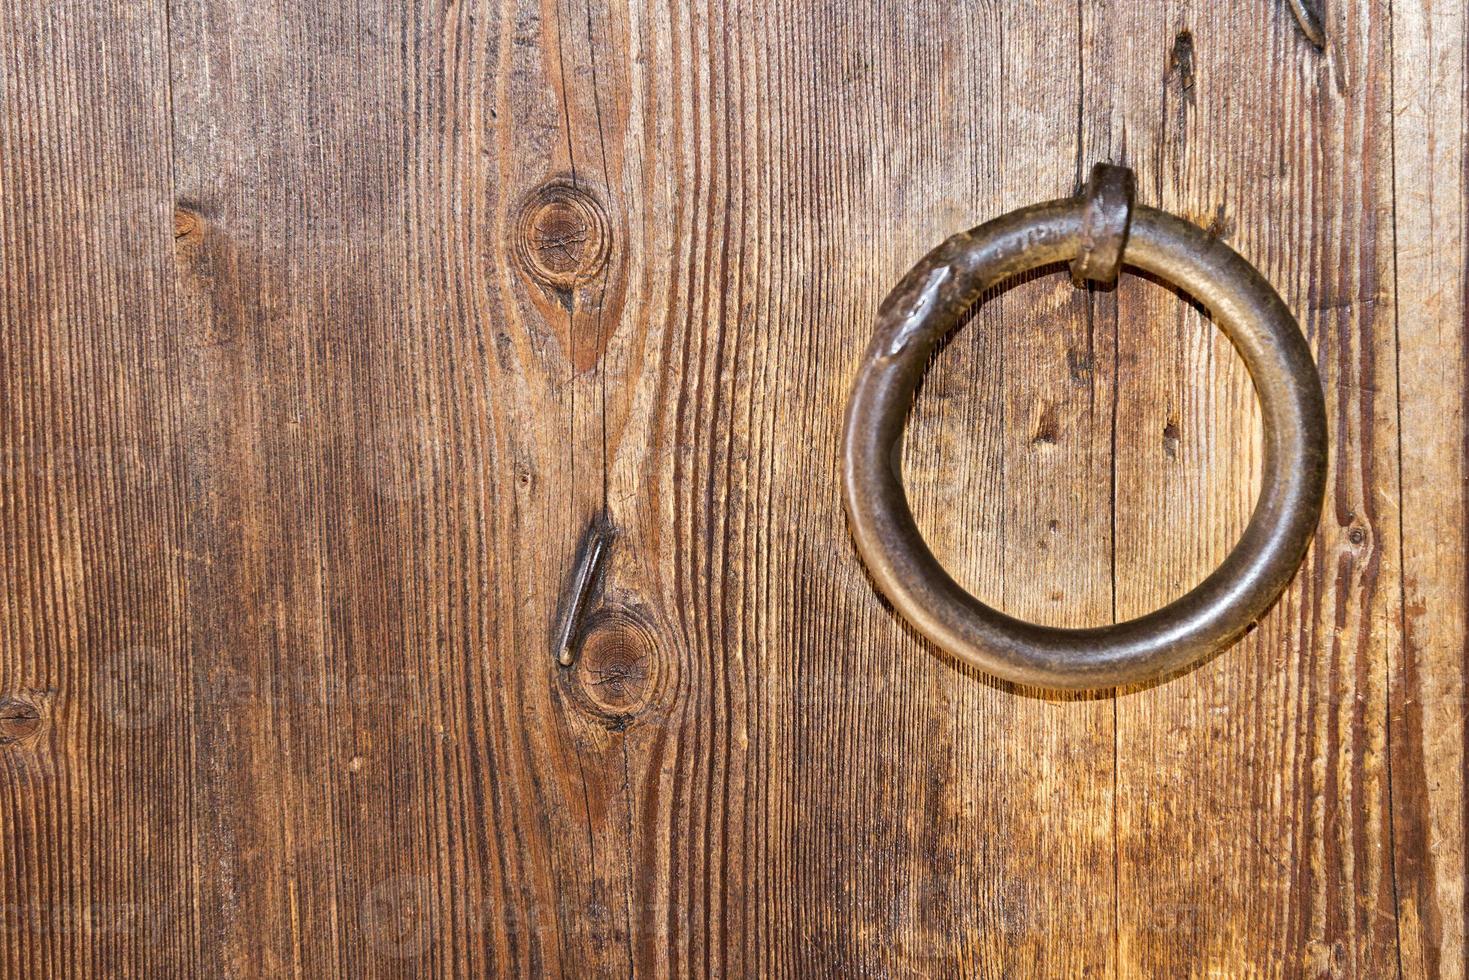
[173, 206, 203, 245]
[514, 181, 611, 292]
[0, 697, 42, 745]
[569, 607, 660, 725]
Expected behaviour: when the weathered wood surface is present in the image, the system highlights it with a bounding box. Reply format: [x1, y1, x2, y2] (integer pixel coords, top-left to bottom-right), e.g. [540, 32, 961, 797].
[1, 0, 1464, 975]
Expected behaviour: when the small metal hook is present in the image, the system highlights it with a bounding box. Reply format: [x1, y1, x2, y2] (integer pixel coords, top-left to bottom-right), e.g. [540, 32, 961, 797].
[1286, 0, 1325, 48]
[553, 513, 616, 667]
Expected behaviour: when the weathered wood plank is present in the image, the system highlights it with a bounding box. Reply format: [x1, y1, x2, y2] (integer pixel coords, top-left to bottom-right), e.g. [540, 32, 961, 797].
[804, 4, 1119, 973]
[1096, 0, 1403, 973]
[166, 2, 423, 972]
[1392, 0, 1469, 973]
[3, 0, 1466, 975]
[0, 2, 193, 976]
[162, 0, 672, 974]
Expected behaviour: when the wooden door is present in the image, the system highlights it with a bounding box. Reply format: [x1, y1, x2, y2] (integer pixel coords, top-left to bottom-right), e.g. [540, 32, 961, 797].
[2, 0, 1464, 975]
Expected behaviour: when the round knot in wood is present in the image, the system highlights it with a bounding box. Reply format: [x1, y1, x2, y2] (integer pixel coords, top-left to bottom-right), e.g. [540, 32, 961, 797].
[173, 207, 203, 245]
[514, 181, 611, 292]
[0, 697, 42, 745]
[569, 607, 660, 725]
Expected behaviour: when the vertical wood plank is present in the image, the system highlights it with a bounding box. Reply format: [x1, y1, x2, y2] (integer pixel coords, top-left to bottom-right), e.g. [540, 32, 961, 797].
[167, 1, 409, 972]
[0, 2, 194, 976]
[1392, 0, 1469, 972]
[1094, 0, 1403, 973]
[162, 0, 661, 973]
[765, 3, 1118, 974]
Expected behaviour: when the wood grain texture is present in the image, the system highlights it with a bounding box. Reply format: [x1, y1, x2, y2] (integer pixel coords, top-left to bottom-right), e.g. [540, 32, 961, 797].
[0, 1, 192, 975]
[1392, 0, 1469, 973]
[1089, 1, 1404, 974]
[1, 0, 1465, 976]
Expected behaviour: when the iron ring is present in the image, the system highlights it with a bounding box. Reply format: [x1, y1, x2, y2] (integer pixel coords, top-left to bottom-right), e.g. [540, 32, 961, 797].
[842, 171, 1327, 690]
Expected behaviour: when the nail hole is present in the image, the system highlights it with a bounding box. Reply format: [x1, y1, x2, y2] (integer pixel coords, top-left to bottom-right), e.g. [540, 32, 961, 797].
[1168, 30, 1196, 96]
[1031, 403, 1060, 445]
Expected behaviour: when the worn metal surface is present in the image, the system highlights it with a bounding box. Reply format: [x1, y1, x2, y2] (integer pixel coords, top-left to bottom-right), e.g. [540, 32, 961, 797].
[1287, 0, 1327, 47]
[552, 512, 617, 666]
[1069, 163, 1136, 284]
[843, 174, 1328, 690]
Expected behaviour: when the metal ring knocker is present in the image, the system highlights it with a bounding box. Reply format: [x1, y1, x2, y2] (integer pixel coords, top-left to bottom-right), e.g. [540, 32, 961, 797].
[843, 164, 1327, 690]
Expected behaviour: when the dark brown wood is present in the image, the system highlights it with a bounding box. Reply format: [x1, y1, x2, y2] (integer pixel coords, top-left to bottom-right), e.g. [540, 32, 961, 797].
[0, 2, 193, 975]
[2, 0, 1465, 975]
